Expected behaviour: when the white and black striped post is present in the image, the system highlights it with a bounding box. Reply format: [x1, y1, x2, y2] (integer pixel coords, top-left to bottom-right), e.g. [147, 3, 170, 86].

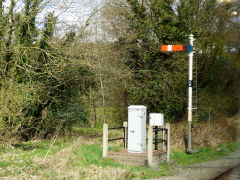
[160, 35, 197, 153]
[187, 34, 197, 153]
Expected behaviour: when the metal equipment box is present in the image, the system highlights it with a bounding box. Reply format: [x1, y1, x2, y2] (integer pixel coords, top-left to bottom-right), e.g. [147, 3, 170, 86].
[128, 105, 147, 153]
[149, 113, 164, 127]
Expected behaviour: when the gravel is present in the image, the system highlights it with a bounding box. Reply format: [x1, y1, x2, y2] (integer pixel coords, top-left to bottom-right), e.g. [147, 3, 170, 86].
[215, 165, 240, 180]
[155, 114, 240, 180]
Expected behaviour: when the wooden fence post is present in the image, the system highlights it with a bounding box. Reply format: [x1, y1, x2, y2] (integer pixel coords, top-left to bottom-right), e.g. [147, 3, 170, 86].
[162, 124, 165, 151]
[103, 123, 108, 158]
[123, 121, 128, 149]
[148, 125, 153, 167]
[166, 123, 170, 162]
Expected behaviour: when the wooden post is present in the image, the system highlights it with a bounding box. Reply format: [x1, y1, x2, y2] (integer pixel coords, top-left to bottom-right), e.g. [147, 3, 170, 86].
[103, 123, 108, 158]
[148, 125, 153, 167]
[166, 123, 170, 162]
[123, 121, 128, 149]
[162, 125, 165, 151]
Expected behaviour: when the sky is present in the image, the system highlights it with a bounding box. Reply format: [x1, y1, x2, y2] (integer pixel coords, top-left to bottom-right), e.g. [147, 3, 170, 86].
[3, 0, 237, 39]
[3, 0, 104, 33]
[39, 0, 102, 29]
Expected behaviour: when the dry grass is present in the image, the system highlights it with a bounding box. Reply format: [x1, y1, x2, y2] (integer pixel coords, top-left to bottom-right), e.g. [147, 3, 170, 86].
[60, 165, 131, 180]
[0, 136, 132, 179]
[171, 114, 240, 149]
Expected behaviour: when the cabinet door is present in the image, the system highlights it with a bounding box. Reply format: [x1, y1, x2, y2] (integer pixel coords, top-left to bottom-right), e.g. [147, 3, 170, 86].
[128, 109, 142, 152]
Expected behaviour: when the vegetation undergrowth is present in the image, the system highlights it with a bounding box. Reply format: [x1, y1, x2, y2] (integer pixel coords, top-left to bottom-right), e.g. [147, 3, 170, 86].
[0, 136, 174, 179]
[67, 142, 175, 179]
[0, 132, 238, 179]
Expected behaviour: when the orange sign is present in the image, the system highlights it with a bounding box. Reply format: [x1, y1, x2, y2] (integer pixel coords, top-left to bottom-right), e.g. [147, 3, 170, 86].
[161, 45, 184, 52]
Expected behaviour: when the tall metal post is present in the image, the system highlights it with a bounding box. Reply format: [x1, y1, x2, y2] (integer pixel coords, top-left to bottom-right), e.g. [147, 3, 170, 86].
[187, 34, 194, 153]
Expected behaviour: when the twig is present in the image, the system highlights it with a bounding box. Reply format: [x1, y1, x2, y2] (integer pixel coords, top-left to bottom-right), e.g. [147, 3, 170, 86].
[44, 132, 58, 161]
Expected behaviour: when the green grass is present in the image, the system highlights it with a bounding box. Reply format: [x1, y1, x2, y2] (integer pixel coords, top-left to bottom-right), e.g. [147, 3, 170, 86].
[171, 142, 240, 165]
[108, 144, 123, 152]
[71, 144, 123, 168]
[0, 135, 239, 179]
[72, 127, 102, 136]
[69, 144, 174, 179]
[0, 137, 173, 179]
[0, 161, 12, 168]
[0, 138, 74, 178]
[223, 142, 240, 152]
[128, 162, 175, 179]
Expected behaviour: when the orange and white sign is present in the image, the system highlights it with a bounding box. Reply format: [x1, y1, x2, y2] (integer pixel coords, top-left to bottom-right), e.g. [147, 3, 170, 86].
[161, 45, 184, 52]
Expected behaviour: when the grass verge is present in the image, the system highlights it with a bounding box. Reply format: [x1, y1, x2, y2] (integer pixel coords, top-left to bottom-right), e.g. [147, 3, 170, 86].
[0, 130, 239, 179]
[171, 142, 240, 165]
[0, 136, 174, 179]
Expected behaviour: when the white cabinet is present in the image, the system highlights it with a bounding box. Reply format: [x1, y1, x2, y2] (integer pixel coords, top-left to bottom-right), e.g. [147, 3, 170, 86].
[128, 105, 147, 153]
[149, 113, 164, 127]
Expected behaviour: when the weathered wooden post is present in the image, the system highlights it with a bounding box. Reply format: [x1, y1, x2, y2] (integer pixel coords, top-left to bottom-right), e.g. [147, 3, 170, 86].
[166, 123, 170, 162]
[123, 121, 128, 149]
[148, 125, 153, 167]
[103, 123, 108, 158]
[162, 124, 165, 151]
